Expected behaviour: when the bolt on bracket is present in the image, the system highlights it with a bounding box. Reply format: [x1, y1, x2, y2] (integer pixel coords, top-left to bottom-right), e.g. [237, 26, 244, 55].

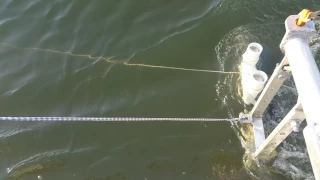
[290, 120, 302, 132]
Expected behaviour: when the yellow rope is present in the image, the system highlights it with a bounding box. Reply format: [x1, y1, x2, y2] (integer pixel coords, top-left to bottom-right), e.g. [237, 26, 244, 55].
[123, 62, 240, 74]
[0, 43, 240, 74]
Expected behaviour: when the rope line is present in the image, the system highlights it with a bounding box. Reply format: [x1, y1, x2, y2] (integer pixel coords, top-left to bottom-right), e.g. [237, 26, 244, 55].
[0, 116, 241, 122]
[281, 84, 296, 91]
[0, 42, 295, 89]
[0, 43, 240, 74]
[123, 62, 240, 74]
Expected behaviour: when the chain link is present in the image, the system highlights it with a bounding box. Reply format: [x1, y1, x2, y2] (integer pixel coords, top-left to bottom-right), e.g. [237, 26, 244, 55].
[0, 117, 241, 122]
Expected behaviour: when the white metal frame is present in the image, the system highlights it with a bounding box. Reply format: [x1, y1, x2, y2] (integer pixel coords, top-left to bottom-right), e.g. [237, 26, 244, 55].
[243, 15, 320, 179]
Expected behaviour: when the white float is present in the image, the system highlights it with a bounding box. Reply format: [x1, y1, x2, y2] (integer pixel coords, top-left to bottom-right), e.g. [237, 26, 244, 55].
[241, 43, 268, 105]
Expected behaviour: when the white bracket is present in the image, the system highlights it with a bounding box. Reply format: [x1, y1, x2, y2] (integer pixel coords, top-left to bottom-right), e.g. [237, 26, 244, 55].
[254, 103, 305, 159]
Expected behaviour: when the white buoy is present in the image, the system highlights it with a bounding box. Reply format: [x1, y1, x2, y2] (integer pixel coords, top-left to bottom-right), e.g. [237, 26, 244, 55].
[241, 43, 268, 105]
[242, 43, 263, 65]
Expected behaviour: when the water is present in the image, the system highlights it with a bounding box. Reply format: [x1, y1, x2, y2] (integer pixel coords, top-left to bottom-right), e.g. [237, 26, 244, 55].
[0, 0, 319, 179]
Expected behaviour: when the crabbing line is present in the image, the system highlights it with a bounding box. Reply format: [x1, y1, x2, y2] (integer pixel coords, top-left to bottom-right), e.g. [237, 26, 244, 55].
[0, 43, 297, 90]
[0, 43, 240, 74]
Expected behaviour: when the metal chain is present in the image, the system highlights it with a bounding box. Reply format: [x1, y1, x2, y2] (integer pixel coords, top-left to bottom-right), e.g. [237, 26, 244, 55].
[0, 116, 241, 122]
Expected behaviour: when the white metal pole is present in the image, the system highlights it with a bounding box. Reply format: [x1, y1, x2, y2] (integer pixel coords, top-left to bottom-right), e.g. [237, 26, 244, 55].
[285, 37, 320, 180]
[285, 38, 320, 124]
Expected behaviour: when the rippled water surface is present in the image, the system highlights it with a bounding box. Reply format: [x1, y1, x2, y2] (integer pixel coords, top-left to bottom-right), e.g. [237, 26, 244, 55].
[0, 0, 320, 179]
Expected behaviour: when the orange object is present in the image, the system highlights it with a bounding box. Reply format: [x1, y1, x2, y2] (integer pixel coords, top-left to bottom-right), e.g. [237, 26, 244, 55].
[296, 9, 312, 26]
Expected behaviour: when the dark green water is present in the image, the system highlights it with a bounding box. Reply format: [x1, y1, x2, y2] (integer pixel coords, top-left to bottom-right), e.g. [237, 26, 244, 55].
[0, 0, 319, 179]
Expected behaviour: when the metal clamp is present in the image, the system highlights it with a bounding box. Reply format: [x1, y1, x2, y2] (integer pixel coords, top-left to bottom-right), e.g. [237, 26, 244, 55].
[280, 15, 318, 53]
[238, 113, 253, 123]
[282, 65, 292, 72]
